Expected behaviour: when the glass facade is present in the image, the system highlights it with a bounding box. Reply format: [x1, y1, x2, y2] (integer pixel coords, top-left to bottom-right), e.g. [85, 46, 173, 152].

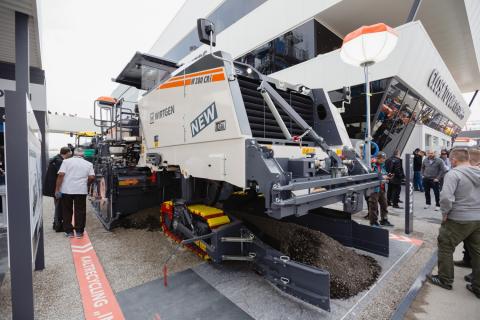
[330, 78, 462, 156]
[164, 0, 267, 61]
[237, 20, 342, 74]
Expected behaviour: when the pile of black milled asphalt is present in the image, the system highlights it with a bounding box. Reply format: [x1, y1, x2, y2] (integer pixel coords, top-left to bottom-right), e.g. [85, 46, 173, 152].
[118, 207, 162, 231]
[224, 198, 381, 299]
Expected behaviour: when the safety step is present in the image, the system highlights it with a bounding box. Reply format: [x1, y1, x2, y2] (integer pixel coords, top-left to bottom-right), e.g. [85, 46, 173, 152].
[206, 215, 230, 229]
[187, 204, 224, 218]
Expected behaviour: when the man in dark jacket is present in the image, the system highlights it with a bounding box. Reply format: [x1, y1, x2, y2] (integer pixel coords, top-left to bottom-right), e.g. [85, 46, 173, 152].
[385, 150, 405, 209]
[413, 148, 424, 192]
[421, 150, 445, 211]
[43, 147, 71, 231]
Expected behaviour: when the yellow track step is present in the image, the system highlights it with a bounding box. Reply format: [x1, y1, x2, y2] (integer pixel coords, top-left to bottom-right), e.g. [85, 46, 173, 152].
[206, 215, 230, 228]
[187, 204, 224, 218]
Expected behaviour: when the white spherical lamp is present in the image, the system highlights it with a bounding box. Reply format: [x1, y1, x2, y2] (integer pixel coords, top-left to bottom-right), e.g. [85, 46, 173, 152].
[340, 23, 399, 67]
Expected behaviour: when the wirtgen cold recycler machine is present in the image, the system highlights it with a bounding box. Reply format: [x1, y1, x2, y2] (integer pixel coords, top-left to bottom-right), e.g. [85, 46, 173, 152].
[90, 19, 388, 311]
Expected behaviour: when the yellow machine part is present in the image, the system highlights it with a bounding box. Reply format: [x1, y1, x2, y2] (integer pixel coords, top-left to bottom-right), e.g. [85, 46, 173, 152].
[206, 215, 230, 228]
[160, 201, 231, 260]
[188, 204, 223, 218]
[187, 204, 230, 228]
[77, 131, 97, 137]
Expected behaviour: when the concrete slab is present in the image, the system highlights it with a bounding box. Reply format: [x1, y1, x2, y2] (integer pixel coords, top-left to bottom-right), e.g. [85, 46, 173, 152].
[405, 245, 480, 320]
[117, 269, 253, 320]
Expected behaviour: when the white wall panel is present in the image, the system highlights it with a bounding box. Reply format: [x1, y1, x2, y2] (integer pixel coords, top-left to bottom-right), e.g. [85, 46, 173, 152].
[149, 0, 224, 57]
[0, 78, 46, 111]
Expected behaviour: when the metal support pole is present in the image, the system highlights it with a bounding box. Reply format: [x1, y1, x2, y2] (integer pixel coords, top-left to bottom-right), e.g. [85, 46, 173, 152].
[405, 154, 414, 234]
[469, 90, 478, 107]
[405, 0, 422, 23]
[260, 89, 292, 140]
[364, 64, 371, 168]
[5, 11, 35, 320]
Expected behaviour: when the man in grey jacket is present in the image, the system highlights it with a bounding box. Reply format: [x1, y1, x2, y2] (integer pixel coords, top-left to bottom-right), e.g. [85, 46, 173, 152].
[427, 148, 480, 299]
[421, 150, 445, 211]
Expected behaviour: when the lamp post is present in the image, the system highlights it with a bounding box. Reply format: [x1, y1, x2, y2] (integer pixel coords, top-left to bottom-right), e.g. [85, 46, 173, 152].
[340, 23, 398, 167]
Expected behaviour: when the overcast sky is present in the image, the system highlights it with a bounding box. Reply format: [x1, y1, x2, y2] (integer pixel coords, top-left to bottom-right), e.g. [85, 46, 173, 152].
[40, 0, 186, 118]
[40, 0, 479, 124]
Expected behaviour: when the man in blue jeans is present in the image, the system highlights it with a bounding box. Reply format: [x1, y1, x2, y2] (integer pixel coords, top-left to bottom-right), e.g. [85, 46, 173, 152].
[413, 148, 424, 192]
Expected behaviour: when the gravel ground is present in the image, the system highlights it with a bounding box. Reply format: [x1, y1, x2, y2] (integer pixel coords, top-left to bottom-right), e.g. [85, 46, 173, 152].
[0, 197, 202, 320]
[88, 206, 202, 293]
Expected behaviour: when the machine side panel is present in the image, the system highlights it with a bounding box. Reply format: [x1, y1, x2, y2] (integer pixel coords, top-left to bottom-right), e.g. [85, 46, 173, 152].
[156, 138, 246, 188]
[311, 89, 350, 148]
[139, 67, 245, 149]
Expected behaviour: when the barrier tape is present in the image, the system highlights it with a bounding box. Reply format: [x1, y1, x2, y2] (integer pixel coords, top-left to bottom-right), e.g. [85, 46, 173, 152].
[70, 232, 125, 320]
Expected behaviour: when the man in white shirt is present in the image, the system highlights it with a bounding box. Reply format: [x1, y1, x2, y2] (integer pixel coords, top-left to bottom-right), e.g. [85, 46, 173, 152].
[55, 148, 95, 238]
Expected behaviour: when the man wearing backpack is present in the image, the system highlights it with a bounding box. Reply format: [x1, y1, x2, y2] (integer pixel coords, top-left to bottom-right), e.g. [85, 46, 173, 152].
[43, 147, 71, 231]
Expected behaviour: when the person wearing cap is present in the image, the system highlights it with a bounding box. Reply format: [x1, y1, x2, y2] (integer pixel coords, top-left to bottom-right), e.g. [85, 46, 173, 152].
[368, 152, 394, 227]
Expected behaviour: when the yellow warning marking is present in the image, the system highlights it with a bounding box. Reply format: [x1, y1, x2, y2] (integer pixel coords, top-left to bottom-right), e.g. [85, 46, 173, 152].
[302, 147, 315, 155]
[207, 215, 230, 228]
[194, 240, 207, 252]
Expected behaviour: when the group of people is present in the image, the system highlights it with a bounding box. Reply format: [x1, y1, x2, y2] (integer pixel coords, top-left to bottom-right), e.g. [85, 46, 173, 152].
[43, 147, 95, 238]
[367, 146, 480, 298]
[366, 150, 405, 227]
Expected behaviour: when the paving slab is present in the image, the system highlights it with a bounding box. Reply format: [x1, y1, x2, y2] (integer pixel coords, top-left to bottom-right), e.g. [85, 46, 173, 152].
[117, 268, 252, 320]
[405, 245, 480, 320]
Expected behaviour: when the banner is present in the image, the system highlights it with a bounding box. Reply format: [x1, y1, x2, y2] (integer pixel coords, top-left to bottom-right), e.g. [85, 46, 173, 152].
[26, 99, 43, 262]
